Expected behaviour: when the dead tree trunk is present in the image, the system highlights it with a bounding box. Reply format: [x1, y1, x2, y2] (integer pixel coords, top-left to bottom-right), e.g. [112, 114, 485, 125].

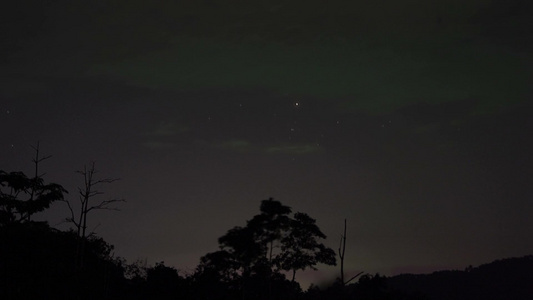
[339, 218, 347, 285]
[338, 219, 364, 285]
[63, 162, 124, 270]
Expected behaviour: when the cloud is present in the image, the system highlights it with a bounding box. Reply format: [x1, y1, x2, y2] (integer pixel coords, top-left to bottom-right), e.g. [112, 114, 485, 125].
[141, 121, 189, 149]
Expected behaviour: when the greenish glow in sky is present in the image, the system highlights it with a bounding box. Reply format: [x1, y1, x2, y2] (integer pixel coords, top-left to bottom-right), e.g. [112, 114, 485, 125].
[2, 0, 533, 285]
[90, 34, 531, 114]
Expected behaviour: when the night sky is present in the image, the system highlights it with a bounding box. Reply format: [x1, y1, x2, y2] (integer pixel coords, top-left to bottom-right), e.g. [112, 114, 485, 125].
[2, 0, 533, 287]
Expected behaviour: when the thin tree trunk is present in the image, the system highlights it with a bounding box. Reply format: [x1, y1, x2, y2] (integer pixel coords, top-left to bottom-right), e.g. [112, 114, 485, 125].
[292, 269, 296, 282]
[79, 196, 89, 269]
[268, 240, 274, 300]
[339, 218, 347, 285]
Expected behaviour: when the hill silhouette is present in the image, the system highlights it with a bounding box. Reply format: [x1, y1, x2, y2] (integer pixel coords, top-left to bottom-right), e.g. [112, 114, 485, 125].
[386, 256, 533, 300]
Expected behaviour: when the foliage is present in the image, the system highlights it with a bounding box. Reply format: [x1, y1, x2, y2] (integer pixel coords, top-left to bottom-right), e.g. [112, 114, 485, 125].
[197, 198, 336, 299]
[145, 262, 185, 300]
[0, 222, 126, 300]
[277, 212, 337, 281]
[0, 170, 67, 225]
[2, 176, 533, 300]
[7, 156, 532, 300]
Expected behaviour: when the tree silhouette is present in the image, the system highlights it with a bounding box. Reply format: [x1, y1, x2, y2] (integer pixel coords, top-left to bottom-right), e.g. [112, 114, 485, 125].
[199, 197, 335, 299]
[193, 250, 242, 300]
[63, 162, 124, 270]
[248, 198, 292, 265]
[213, 198, 294, 287]
[339, 218, 347, 284]
[277, 212, 337, 281]
[338, 218, 363, 285]
[0, 219, 127, 300]
[0, 144, 66, 225]
[146, 261, 184, 300]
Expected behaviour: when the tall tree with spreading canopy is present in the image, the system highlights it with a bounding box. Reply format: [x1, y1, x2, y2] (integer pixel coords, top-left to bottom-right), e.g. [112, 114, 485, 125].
[247, 198, 292, 265]
[277, 212, 337, 282]
[198, 198, 336, 299]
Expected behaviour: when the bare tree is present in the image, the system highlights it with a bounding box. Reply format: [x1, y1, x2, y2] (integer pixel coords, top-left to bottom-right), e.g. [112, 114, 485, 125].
[63, 162, 124, 269]
[338, 218, 363, 285]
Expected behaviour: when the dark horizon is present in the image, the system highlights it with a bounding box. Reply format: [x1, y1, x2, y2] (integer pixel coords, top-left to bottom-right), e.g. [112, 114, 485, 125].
[2, 0, 533, 289]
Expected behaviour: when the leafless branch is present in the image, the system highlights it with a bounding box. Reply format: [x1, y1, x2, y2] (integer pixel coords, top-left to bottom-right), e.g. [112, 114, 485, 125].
[30, 142, 52, 178]
[88, 223, 101, 237]
[64, 162, 124, 271]
[64, 199, 77, 223]
[344, 271, 364, 285]
[94, 178, 120, 184]
[86, 198, 126, 212]
[64, 162, 123, 239]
